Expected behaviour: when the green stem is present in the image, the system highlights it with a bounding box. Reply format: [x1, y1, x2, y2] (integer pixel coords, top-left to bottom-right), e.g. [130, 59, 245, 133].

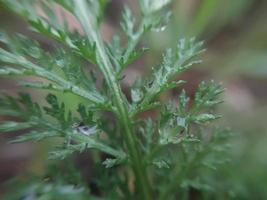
[74, 2, 152, 199]
[0, 49, 105, 104]
[123, 21, 145, 62]
[72, 134, 126, 159]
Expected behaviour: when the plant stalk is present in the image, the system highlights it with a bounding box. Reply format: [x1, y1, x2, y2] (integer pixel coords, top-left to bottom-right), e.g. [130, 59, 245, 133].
[75, 2, 152, 199]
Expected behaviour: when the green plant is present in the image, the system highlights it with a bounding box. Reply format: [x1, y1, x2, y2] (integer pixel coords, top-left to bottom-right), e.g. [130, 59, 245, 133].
[0, 0, 232, 199]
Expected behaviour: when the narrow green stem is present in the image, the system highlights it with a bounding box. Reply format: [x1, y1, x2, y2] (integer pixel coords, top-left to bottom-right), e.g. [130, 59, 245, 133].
[74, 2, 152, 199]
[118, 20, 145, 75]
[123, 21, 145, 62]
[0, 49, 105, 104]
[72, 134, 126, 159]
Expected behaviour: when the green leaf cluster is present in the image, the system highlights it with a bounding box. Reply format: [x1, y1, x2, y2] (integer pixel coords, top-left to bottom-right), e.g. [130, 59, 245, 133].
[0, 0, 233, 199]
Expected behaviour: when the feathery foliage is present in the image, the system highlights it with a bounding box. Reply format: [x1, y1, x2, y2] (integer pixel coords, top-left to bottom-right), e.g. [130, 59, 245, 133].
[0, 0, 232, 199]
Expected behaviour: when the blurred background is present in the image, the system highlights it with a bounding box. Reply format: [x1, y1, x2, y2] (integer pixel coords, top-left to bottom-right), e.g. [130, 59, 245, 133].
[0, 0, 267, 199]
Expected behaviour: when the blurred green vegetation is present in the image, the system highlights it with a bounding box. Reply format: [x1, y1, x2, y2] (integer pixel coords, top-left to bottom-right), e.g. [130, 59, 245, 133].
[0, 0, 266, 199]
[147, 0, 267, 199]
